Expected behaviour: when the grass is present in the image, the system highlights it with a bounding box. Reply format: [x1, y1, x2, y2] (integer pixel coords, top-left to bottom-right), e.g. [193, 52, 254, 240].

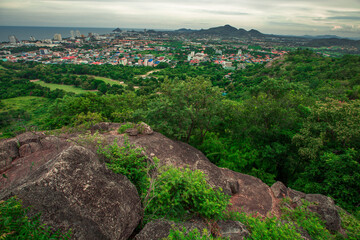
[76, 75, 127, 86]
[0, 96, 53, 138]
[33, 80, 92, 94]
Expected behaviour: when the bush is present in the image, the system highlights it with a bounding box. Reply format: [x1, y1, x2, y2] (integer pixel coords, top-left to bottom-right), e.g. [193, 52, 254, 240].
[0, 197, 71, 239]
[228, 211, 302, 240]
[73, 111, 107, 129]
[144, 166, 230, 222]
[336, 209, 360, 240]
[117, 122, 135, 134]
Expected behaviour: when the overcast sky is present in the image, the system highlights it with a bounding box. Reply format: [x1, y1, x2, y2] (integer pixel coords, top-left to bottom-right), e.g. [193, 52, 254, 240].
[1, 0, 360, 37]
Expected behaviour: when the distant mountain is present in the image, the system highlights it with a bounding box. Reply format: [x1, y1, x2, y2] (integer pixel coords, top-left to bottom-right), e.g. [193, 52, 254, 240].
[306, 38, 360, 48]
[175, 28, 196, 33]
[112, 28, 122, 33]
[179, 24, 265, 38]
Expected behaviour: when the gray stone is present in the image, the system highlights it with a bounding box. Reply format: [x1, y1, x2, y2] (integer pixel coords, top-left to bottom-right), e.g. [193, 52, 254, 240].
[217, 220, 249, 240]
[271, 181, 288, 198]
[305, 194, 341, 232]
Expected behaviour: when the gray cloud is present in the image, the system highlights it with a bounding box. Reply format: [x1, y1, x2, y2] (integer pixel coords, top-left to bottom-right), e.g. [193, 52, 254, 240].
[1, 0, 360, 37]
[327, 16, 360, 20]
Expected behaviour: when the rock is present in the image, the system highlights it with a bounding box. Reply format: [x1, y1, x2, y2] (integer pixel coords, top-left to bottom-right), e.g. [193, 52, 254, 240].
[91, 122, 112, 131]
[305, 194, 341, 232]
[128, 132, 277, 217]
[136, 219, 249, 240]
[135, 219, 209, 240]
[271, 181, 288, 198]
[137, 122, 154, 135]
[19, 142, 42, 157]
[91, 122, 121, 132]
[217, 220, 249, 240]
[0, 140, 19, 172]
[126, 128, 139, 136]
[0, 146, 142, 240]
[16, 132, 45, 145]
[288, 188, 306, 202]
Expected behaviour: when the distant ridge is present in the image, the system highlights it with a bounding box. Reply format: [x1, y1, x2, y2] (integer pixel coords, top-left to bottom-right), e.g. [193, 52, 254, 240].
[175, 24, 265, 38]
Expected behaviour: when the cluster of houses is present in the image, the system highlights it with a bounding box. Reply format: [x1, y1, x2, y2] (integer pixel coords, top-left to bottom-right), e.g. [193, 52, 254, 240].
[1, 31, 287, 70]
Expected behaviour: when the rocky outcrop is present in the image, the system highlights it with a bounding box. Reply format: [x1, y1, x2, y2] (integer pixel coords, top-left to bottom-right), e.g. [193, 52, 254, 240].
[135, 219, 249, 240]
[0, 126, 345, 239]
[271, 181, 341, 232]
[0, 145, 142, 240]
[128, 132, 277, 217]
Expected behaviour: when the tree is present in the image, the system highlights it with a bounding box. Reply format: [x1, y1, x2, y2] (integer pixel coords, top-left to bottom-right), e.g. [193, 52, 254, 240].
[292, 98, 360, 211]
[141, 77, 224, 143]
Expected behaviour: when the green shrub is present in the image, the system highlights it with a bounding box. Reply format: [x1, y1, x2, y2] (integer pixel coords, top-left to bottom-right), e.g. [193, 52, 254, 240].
[163, 227, 226, 240]
[73, 111, 106, 129]
[144, 166, 230, 222]
[0, 197, 71, 239]
[97, 138, 149, 194]
[118, 122, 135, 134]
[227, 211, 302, 240]
[336, 209, 360, 240]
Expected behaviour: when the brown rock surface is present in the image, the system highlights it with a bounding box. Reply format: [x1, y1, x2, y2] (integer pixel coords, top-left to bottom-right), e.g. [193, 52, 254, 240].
[135, 219, 249, 240]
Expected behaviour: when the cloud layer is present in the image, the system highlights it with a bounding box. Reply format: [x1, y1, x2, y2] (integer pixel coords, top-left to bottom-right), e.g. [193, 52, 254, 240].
[1, 0, 359, 37]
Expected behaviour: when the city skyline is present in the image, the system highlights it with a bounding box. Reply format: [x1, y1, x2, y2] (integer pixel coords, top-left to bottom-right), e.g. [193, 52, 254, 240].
[1, 0, 360, 38]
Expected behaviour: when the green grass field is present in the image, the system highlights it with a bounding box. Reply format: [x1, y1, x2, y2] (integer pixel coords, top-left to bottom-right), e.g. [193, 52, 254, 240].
[91, 76, 127, 86]
[33, 81, 92, 94]
[0, 96, 51, 113]
[0, 96, 53, 138]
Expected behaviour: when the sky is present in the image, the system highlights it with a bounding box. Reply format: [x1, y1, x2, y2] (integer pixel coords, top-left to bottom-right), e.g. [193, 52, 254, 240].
[1, 0, 360, 38]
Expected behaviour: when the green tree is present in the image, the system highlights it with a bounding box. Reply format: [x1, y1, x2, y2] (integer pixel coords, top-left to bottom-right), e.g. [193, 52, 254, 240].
[141, 77, 224, 143]
[292, 98, 360, 211]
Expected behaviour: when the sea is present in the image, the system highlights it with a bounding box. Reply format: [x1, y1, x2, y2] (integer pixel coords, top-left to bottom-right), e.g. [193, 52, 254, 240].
[0, 26, 152, 42]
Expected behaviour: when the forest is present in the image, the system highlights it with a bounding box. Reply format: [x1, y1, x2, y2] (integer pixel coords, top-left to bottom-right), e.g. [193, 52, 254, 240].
[1, 50, 360, 229]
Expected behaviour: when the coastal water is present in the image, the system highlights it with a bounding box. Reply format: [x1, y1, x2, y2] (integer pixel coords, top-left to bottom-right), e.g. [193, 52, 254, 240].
[0, 26, 148, 42]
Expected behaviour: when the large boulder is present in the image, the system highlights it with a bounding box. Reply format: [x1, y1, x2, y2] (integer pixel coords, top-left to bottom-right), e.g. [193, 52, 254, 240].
[0, 145, 142, 240]
[127, 132, 278, 217]
[0, 139, 19, 173]
[305, 194, 341, 232]
[135, 219, 209, 240]
[271, 181, 341, 232]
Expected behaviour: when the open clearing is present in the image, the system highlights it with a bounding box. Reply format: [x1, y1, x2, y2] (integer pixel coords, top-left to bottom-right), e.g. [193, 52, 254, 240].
[33, 81, 92, 94]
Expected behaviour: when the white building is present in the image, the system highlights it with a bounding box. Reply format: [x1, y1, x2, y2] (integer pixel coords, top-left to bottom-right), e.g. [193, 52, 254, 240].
[54, 33, 62, 41]
[8, 35, 17, 44]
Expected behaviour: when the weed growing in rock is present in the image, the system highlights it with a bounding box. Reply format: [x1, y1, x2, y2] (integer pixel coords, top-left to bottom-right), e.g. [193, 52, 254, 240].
[97, 137, 149, 194]
[0, 197, 71, 239]
[117, 122, 135, 134]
